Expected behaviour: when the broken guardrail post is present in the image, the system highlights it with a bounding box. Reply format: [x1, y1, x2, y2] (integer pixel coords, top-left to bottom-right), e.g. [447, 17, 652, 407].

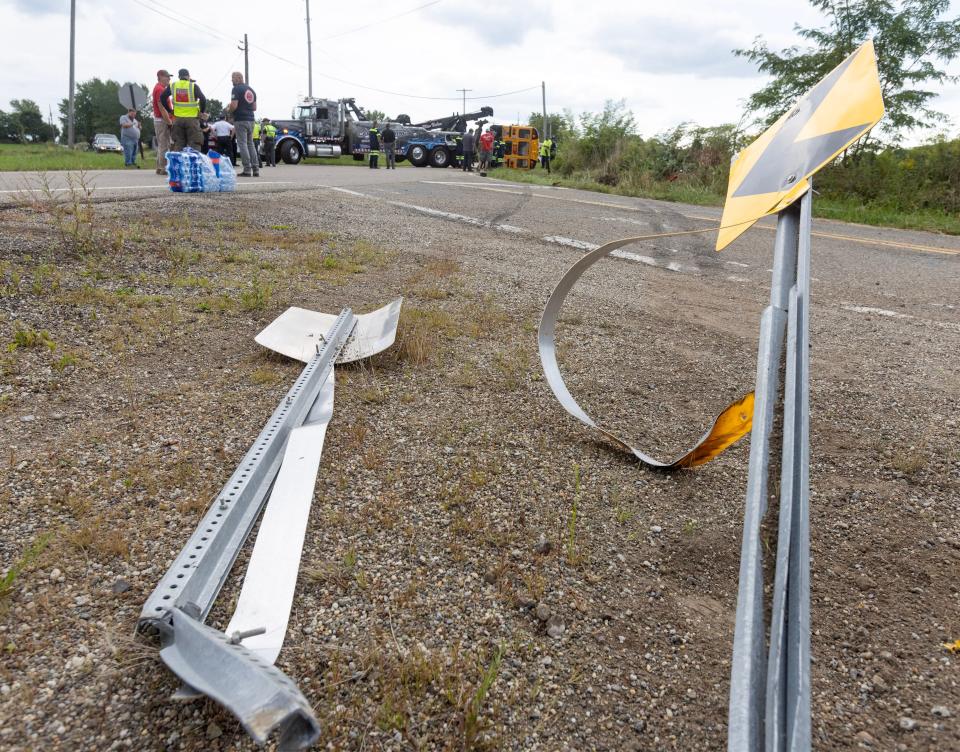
[138, 299, 402, 751]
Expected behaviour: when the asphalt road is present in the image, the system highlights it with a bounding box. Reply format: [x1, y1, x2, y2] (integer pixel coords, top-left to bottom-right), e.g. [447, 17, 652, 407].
[2, 163, 957, 329]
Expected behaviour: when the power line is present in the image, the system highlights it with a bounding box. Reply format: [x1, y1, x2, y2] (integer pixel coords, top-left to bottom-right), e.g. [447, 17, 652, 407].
[315, 0, 443, 42]
[129, 0, 539, 103]
[133, 0, 235, 44]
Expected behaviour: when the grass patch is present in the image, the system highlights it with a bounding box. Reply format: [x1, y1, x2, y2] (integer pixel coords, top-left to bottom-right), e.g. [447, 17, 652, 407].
[239, 276, 272, 311]
[0, 143, 158, 172]
[7, 324, 56, 353]
[0, 534, 52, 601]
[890, 448, 927, 475]
[391, 306, 455, 365]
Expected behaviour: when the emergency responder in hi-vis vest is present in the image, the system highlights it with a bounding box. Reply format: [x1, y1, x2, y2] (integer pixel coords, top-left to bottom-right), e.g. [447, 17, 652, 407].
[540, 136, 553, 174]
[161, 68, 207, 152]
[260, 118, 277, 167]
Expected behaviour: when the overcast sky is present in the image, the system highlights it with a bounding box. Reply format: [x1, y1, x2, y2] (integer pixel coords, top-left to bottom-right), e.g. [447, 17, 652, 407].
[3, 0, 959, 142]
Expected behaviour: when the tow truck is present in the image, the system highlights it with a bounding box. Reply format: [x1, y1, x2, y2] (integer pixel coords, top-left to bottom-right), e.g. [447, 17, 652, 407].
[269, 98, 495, 168]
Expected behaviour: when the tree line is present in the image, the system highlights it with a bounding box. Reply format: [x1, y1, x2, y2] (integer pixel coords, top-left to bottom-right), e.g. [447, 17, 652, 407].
[526, 1, 960, 219]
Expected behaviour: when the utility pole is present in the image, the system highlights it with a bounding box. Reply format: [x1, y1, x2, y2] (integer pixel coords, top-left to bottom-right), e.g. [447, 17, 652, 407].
[456, 88, 472, 116]
[541, 80, 548, 140]
[68, 0, 76, 146]
[239, 34, 249, 83]
[305, 0, 313, 98]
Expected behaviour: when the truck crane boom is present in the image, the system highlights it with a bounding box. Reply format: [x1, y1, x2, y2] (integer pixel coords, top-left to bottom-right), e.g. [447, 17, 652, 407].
[412, 107, 494, 133]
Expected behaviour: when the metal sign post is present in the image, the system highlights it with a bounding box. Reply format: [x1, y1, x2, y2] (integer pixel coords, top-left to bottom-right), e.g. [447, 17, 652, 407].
[727, 187, 812, 752]
[139, 299, 402, 751]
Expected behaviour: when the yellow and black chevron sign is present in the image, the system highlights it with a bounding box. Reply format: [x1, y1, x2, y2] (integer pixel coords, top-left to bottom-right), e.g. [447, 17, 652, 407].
[717, 40, 884, 251]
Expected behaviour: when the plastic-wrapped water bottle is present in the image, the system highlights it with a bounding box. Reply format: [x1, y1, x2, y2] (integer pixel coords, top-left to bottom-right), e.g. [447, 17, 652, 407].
[166, 150, 186, 192]
[216, 154, 236, 192]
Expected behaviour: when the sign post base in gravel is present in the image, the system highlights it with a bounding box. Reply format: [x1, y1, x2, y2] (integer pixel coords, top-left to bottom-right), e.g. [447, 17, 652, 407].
[138, 299, 402, 751]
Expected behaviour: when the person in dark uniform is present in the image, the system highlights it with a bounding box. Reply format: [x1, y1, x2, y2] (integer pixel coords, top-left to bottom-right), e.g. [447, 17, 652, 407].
[368, 126, 380, 168]
[381, 122, 396, 169]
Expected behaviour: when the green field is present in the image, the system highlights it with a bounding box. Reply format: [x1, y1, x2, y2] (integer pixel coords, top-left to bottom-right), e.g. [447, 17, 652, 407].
[0, 143, 161, 172]
[0, 143, 416, 171]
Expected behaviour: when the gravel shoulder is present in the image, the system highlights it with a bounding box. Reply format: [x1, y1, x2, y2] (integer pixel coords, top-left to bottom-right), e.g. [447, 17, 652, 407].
[0, 183, 957, 751]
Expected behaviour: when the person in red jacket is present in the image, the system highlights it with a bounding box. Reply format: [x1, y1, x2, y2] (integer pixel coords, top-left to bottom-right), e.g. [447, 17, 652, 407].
[478, 127, 495, 171]
[152, 69, 173, 175]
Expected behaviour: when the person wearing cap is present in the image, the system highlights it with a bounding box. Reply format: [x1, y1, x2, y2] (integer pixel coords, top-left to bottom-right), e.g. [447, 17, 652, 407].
[260, 118, 277, 167]
[228, 71, 259, 177]
[151, 69, 173, 174]
[161, 68, 207, 151]
[367, 125, 380, 169]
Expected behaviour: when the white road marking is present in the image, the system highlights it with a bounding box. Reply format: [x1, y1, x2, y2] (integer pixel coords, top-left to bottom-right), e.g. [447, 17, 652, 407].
[429, 179, 960, 257]
[0, 181, 295, 195]
[725, 261, 750, 268]
[588, 216, 652, 227]
[542, 235, 598, 251]
[328, 186, 366, 197]
[392, 201, 487, 226]
[726, 275, 752, 283]
[841, 304, 960, 332]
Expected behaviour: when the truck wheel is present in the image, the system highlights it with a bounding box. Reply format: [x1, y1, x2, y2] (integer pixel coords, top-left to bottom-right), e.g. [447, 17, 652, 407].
[408, 144, 428, 167]
[429, 147, 451, 168]
[280, 140, 303, 165]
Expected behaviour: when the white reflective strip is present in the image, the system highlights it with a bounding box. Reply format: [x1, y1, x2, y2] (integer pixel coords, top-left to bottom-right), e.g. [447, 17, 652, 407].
[225, 372, 335, 664]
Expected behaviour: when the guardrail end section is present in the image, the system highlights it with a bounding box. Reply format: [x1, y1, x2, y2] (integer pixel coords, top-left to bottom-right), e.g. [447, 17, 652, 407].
[160, 608, 320, 750]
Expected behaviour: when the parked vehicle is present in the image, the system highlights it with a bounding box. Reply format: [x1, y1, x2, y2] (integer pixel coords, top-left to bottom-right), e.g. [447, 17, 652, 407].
[90, 134, 123, 153]
[269, 97, 494, 168]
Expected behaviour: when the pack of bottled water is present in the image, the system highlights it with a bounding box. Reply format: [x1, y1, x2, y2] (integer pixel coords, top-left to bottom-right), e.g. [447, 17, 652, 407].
[208, 150, 236, 192]
[166, 148, 235, 193]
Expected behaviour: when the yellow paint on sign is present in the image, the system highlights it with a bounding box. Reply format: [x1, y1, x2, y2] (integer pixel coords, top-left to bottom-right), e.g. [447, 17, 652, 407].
[717, 40, 884, 251]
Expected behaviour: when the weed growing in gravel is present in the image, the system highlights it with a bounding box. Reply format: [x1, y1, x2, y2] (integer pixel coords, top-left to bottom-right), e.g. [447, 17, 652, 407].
[462, 642, 505, 747]
[239, 275, 273, 311]
[493, 346, 530, 390]
[30, 172, 122, 256]
[682, 518, 700, 535]
[391, 307, 454, 365]
[464, 295, 510, 339]
[54, 352, 78, 372]
[891, 447, 928, 475]
[7, 324, 56, 353]
[67, 518, 130, 560]
[0, 534, 52, 602]
[250, 366, 280, 385]
[31, 263, 61, 296]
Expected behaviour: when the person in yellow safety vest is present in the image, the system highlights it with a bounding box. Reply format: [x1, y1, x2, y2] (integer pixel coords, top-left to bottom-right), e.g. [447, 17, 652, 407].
[539, 136, 553, 174]
[160, 68, 207, 151]
[260, 118, 277, 167]
[253, 120, 261, 166]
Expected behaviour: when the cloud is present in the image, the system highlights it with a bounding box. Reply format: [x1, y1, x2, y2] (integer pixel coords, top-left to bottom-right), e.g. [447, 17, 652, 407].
[596, 16, 759, 78]
[426, 2, 553, 46]
[10, 0, 63, 14]
[104, 7, 215, 56]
